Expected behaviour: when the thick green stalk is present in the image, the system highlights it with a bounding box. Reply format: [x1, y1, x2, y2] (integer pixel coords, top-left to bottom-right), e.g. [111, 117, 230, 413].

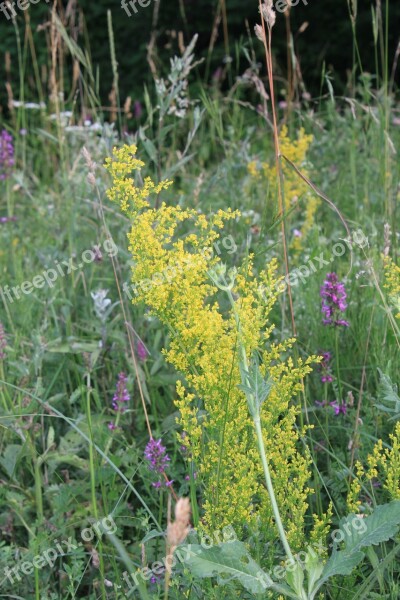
[253, 415, 294, 563]
[226, 286, 295, 564]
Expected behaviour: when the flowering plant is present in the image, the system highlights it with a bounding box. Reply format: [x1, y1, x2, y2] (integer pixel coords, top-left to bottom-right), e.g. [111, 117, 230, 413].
[105, 144, 330, 560]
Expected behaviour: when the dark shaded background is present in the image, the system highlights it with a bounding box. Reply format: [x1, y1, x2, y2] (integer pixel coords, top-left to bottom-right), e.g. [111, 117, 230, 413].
[0, 0, 399, 110]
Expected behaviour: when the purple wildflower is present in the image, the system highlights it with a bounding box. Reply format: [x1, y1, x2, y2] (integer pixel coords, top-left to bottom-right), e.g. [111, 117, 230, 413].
[315, 400, 327, 408]
[319, 351, 334, 383]
[0, 323, 6, 360]
[137, 340, 148, 361]
[112, 372, 130, 412]
[108, 422, 118, 431]
[150, 567, 165, 585]
[320, 273, 349, 327]
[144, 438, 170, 473]
[0, 130, 15, 181]
[329, 400, 347, 416]
[151, 478, 174, 488]
[0, 216, 16, 224]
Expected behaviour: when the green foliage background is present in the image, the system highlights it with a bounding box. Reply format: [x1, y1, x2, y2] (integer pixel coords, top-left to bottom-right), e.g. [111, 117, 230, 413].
[0, 0, 399, 110]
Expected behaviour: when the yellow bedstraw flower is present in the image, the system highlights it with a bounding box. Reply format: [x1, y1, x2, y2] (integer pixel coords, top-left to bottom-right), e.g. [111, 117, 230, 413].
[383, 256, 400, 320]
[248, 127, 317, 252]
[105, 145, 329, 554]
[348, 422, 400, 509]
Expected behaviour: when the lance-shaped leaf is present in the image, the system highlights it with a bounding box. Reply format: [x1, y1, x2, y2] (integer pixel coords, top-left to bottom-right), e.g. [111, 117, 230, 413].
[238, 355, 274, 409]
[182, 541, 296, 598]
[311, 501, 400, 596]
[374, 369, 400, 421]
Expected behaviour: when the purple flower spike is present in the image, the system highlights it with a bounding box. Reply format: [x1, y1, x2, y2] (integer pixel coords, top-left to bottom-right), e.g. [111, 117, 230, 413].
[144, 438, 170, 473]
[0, 130, 15, 181]
[320, 273, 349, 327]
[137, 340, 148, 361]
[0, 322, 6, 360]
[319, 351, 334, 383]
[112, 372, 130, 412]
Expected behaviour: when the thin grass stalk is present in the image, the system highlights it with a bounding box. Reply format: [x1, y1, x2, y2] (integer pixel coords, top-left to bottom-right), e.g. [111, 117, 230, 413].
[349, 308, 374, 478]
[383, 0, 392, 225]
[89, 159, 179, 501]
[259, 2, 296, 337]
[85, 373, 107, 600]
[107, 10, 122, 135]
[1, 383, 162, 538]
[220, 0, 232, 86]
[284, 7, 294, 119]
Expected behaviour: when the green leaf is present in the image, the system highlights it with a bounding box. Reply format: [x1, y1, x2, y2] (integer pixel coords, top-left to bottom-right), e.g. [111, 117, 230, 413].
[182, 541, 295, 597]
[340, 502, 400, 554]
[141, 529, 165, 544]
[139, 127, 158, 164]
[318, 548, 364, 583]
[46, 426, 55, 450]
[0, 445, 25, 478]
[374, 369, 400, 420]
[238, 355, 274, 409]
[45, 337, 102, 354]
[313, 501, 400, 595]
[286, 562, 305, 596]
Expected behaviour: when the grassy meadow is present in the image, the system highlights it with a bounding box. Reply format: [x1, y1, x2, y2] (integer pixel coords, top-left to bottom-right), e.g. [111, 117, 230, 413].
[0, 1, 399, 599]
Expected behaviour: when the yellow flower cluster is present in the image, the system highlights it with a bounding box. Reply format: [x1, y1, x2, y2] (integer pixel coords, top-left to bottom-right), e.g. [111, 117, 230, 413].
[348, 422, 400, 511]
[247, 127, 317, 252]
[104, 144, 173, 213]
[105, 145, 328, 552]
[383, 256, 400, 320]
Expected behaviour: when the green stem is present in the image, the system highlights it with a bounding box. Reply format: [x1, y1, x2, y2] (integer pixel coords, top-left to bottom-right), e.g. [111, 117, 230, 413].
[226, 286, 294, 564]
[334, 330, 343, 403]
[103, 410, 122, 459]
[253, 415, 294, 563]
[33, 459, 44, 522]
